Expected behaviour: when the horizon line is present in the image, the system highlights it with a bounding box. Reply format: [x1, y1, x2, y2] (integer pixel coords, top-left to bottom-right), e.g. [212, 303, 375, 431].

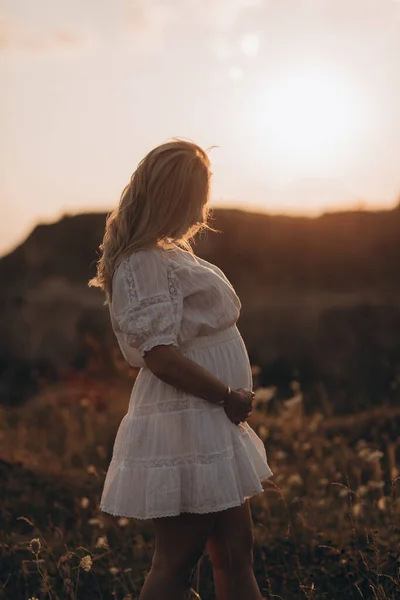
[1, 199, 399, 261]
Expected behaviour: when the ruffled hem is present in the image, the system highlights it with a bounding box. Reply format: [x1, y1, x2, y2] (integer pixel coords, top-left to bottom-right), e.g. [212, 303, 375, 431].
[100, 482, 270, 520]
[99, 431, 273, 520]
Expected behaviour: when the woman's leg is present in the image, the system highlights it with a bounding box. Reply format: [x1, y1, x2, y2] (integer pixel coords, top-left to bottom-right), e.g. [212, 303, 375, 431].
[139, 511, 216, 600]
[206, 500, 263, 600]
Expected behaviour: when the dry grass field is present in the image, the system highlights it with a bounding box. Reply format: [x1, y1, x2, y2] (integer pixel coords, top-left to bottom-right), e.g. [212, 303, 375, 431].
[1, 371, 399, 600]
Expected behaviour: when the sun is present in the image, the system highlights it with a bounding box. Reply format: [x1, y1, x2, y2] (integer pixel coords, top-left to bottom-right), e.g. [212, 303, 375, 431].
[248, 65, 372, 180]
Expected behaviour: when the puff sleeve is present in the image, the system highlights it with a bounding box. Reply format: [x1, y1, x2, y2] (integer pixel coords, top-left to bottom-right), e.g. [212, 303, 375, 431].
[112, 249, 182, 358]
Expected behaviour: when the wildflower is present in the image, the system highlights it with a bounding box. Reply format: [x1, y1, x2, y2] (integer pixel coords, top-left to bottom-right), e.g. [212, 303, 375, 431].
[95, 536, 109, 549]
[87, 465, 98, 476]
[254, 386, 276, 403]
[118, 517, 130, 527]
[287, 473, 303, 486]
[358, 447, 371, 459]
[80, 497, 90, 509]
[88, 518, 101, 526]
[109, 567, 119, 575]
[28, 597, 40, 600]
[366, 450, 384, 463]
[275, 450, 288, 460]
[352, 503, 363, 518]
[80, 555, 92, 572]
[29, 538, 41, 554]
[357, 485, 369, 497]
[377, 496, 387, 511]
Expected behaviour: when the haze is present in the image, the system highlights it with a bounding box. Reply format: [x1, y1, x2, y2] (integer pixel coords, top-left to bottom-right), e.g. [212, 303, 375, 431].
[1, 0, 399, 256]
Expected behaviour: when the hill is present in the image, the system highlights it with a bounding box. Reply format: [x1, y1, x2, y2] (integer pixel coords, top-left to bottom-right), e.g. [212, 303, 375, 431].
[1, 206, 399, 411]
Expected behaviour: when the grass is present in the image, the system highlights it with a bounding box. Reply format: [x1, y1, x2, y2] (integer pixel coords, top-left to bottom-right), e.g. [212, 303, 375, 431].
[0, 373, 399, 599]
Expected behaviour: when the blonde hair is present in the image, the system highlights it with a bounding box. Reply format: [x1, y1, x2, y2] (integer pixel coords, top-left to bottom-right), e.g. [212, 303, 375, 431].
[89, 138, 216, 303]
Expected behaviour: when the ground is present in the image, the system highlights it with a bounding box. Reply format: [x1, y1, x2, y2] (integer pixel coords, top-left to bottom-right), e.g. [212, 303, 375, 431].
[0, 380, 399, 600]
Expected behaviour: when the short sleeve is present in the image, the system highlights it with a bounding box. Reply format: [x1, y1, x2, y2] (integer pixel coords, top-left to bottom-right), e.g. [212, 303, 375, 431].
[112, 249, 182, 358]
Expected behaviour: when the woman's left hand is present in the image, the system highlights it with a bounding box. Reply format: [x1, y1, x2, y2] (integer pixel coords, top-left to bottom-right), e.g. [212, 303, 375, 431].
[224, 388, 254, 424]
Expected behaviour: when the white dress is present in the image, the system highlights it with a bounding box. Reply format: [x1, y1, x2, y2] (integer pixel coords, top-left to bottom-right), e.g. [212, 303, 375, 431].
[100, 244, 273, 519]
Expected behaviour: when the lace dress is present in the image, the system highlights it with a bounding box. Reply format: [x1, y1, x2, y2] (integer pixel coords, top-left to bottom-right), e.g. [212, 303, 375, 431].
[100, 244, 273, 519]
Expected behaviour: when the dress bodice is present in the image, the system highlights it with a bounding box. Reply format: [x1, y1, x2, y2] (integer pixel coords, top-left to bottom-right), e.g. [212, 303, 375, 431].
[109, 245, 241, 367]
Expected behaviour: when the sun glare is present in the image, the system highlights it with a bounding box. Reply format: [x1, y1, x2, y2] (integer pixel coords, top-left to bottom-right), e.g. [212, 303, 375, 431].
[248, 65, 374, 179]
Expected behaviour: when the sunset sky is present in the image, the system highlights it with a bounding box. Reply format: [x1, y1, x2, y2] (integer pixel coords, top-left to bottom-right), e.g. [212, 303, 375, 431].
[1, 0, 399, 256]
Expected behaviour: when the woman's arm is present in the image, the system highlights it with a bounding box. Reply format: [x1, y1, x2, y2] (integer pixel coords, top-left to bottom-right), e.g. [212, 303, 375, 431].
[143, 344, 253, 423]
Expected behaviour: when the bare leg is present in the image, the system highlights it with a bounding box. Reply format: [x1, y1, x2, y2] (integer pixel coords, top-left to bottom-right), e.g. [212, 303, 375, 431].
[206, 500, 263, 600]
[206, 536, 232, 600]
[139, 511, 216, 600]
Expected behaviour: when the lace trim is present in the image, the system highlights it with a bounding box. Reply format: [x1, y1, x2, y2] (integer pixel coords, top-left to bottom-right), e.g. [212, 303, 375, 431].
[117, 293, 170, 320]
[138, 336, 179, 358]
[100, 495, 265, 520]
[113, 447, 234, 468]
[167, 266, 179, 307]
[131, 398, 221, 416]
[123, 257, 137, 302]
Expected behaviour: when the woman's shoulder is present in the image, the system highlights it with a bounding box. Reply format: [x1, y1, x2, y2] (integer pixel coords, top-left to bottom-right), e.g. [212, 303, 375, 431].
[131, 244, 199, 267]
[121, 245, 170, 270]
[117, 244, 210, 279]
[129, 243, 188, 259]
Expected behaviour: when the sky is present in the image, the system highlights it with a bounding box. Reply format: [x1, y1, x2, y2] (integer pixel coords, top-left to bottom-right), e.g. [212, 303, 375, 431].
[0, 0, 400, 256]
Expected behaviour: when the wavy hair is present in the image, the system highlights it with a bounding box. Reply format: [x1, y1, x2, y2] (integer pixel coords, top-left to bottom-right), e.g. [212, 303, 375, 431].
[89, 138, 217, 303]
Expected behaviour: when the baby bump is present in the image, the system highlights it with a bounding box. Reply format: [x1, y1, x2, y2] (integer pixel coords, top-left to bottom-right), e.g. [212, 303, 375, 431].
[132, 325, 253, 403]
[181, 325, 253, 390]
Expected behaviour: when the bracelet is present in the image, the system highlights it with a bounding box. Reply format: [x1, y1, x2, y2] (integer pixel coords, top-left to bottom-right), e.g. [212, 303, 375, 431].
[216, 385, 231, 406]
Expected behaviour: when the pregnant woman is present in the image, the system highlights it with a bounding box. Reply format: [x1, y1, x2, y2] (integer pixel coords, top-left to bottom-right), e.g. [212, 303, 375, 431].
[89, 139, 273, 600]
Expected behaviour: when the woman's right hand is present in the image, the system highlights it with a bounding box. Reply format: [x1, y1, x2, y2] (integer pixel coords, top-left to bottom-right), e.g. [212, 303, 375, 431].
[224, 388, 254, 424]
